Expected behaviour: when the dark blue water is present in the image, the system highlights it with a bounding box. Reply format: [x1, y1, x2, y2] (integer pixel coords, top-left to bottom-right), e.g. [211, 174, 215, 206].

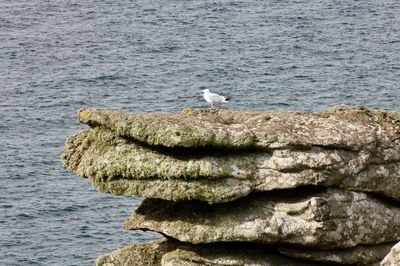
[1, 0, 399, 265]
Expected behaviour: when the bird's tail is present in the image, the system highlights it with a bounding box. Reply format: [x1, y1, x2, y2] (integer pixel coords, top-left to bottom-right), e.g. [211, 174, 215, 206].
[223, 97, 231, 102]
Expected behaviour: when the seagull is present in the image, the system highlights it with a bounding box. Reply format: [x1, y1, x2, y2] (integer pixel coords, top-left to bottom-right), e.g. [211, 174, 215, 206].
[202, 89, 229, 108]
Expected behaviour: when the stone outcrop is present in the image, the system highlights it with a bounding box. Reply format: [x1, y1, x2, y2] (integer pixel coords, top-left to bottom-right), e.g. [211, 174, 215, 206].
[95, 240, 393, 266]
[61, 106, 400, 265]
[124, 188, 400, 248]
[95, 239, 343, 266]
[94, 240, 177, 266]
[76, 106, 400, 151]
[61, 106, 400, 204]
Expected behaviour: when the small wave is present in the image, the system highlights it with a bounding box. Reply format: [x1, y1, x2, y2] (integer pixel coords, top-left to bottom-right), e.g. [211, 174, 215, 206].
[95, 75, 120, 81]
[16, 213, 35, 220]
[142, 8, 158, 12]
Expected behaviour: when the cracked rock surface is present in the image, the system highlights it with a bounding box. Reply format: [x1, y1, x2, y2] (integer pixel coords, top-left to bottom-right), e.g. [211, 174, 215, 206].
[95, 239, 388, 266]
[62, 106, 400, 203]
[95, 239, 340, 266]
[124, 188, 400, 249]
[76, 106, 386, 150]
[61, 106, 400, 265]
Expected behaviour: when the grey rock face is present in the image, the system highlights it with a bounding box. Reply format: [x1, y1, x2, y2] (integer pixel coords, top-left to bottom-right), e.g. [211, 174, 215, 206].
[76, 107, 381, 150]
[278, 242, 395, 265]
[94, 240, 178, 266]
[61, 126, 400, 203]
[381, 242, 400, 266]
[124, 189, 400, 249]
[161, 248, 320, 266]
[60, 106, 400, 265]
[95, 239, 386, 266]
[95, 239, 334, 266]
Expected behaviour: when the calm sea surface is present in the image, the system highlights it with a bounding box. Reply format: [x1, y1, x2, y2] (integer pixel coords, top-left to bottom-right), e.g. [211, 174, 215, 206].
[1, 0, 400, 265]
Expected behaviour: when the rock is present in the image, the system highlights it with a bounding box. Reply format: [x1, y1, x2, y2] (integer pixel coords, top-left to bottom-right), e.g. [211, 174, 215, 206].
[381, 241, 400, 266]
[94, 239, 178, 266]
[278, 242, 395, 265]
[61, 126, 400, 203]
[162, 247, 321, 266]
[93, 237, 390, 266]
[124, 188, 400, 249]
[77, 106, 382, 150]
[62, 106, 400, 265]
[95, 239, 335, 266]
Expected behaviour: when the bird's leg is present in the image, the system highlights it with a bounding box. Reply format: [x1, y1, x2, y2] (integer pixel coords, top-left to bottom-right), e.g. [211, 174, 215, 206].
[211, 103, 214, 109]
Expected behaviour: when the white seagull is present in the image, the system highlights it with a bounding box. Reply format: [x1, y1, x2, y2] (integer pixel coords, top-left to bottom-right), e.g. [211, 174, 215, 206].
[202, 89, 229, 108]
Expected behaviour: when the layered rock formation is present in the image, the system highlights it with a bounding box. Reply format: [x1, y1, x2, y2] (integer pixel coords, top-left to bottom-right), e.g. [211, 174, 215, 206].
[124, 189, 400, 248]
[62, 105, 400, 265]
[94, 240, 337, 266]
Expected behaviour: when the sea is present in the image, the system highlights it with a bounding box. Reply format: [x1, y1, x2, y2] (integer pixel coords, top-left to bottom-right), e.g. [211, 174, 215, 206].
[1, 0, 399, 265]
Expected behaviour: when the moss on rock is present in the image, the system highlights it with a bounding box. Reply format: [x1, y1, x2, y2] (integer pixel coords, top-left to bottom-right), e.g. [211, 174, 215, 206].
[94, 239, 178, 266]
[95, 239, 344, 266]
[77, 106, 386, 151]
[62, 124, 400, 203]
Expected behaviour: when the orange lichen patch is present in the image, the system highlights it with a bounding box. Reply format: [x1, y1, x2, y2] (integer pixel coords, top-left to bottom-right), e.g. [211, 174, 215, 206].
[78, 108, 90, 120]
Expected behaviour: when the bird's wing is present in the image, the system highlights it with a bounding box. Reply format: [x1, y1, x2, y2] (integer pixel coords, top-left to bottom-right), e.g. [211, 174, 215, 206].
[208, 93, 226, 101]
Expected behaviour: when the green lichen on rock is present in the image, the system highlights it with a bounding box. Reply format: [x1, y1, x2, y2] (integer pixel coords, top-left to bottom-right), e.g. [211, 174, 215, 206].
[94, 239, 179, 266]
[94, 238, 386, 266]
[62, 127, 257, 181]
[95, 239, 341, 266]
[77, 108, 255, 149]
[77, 106, 384, 150]
[326, 105, 400, 145]
[61, 106, 400, 265]
[91, 177, 254, 203]
[61, 121, 400, 203]
[124, 188, 400, 249]
[161, 246, 320, 266]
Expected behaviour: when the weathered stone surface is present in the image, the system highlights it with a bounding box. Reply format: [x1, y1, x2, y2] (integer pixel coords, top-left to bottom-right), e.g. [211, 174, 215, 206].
[278, 242, 395, 265]
[381, 242, 400, 266]
[77, 106, 385, 150]
[61, 125, 400, 203]
[63, 106, 400, 265]
[93, 234, 389, 266]
[94, 239, 178, 266]
[124, 189, 400, 249]
[95, 239, 334, 266]
[162, 246, 324, 266]
[77, 106, 400, 154]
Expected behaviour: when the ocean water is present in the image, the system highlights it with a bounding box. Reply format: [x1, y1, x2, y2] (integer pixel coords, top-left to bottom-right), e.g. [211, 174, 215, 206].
[1, 0, 399, 265]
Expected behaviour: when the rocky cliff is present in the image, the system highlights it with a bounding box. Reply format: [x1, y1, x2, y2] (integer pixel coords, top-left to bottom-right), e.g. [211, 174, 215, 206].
[62, 105, 400, 265]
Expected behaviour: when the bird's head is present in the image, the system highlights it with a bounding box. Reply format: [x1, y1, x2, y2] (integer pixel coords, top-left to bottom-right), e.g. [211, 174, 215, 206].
[202, 89, 210, 93]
